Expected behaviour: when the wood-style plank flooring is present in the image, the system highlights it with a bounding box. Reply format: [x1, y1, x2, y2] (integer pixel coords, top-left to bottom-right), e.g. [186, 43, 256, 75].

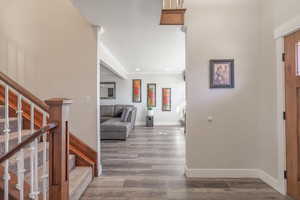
[81, 126, 290, 200]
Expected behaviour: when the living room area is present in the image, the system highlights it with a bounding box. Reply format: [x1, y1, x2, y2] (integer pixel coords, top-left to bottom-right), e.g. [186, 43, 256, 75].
[100, 64, 186, 140]
[99, 61, 187, 178]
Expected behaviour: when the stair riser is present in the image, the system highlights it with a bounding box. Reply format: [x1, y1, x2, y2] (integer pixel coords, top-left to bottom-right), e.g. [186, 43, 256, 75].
[0, 120, 18, 134]
[69, 155, 76, 171]
[0, 107, 4, 119]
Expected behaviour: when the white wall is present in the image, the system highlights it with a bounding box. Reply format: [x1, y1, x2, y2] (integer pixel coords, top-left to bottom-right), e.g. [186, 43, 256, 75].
[273, 0, 300, 28]
[258, 0, 300, 189]
[185, 0, 300, 192]
[258, 0, 278, 181]
[0, 0, 98, 149]
[100, 67, 185, 126]
[186, 0, 261, 170]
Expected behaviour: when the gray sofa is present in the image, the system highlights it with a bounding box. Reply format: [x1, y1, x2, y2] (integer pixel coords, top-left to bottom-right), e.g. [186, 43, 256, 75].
[100, 105, 137, 140]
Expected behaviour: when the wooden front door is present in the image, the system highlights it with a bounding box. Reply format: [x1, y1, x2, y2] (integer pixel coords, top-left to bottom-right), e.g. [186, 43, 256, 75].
[285, 30, 300, 199]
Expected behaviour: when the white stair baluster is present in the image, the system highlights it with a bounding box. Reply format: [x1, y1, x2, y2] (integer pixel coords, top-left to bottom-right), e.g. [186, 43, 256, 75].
[41, 112, 48, 200]
[29, 103, 39, 199]
[3, 85, 11, 200]
[16, 94, 25, 200]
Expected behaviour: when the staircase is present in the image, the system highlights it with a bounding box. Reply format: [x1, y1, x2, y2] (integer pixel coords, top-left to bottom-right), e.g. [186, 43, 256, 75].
[160, 0, 187, 25]
[0, 72, 97, 200]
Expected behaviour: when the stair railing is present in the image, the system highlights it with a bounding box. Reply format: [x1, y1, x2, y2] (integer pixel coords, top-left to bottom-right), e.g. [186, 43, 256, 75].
[0, 71, 71, 200]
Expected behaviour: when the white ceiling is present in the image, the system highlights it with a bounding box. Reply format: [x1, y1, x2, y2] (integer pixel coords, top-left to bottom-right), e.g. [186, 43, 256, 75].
[72, 0, 185, 74]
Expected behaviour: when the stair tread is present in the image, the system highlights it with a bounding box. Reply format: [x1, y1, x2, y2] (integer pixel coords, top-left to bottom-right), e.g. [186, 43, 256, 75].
[69, 167, 93, 200]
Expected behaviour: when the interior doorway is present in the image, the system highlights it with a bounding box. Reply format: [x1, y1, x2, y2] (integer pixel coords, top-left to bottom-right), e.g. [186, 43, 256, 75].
[284, 30, 300, 199]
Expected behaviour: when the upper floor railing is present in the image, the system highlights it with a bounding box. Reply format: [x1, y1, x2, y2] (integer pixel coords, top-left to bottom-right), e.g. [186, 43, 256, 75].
[162, 0, 185, 10]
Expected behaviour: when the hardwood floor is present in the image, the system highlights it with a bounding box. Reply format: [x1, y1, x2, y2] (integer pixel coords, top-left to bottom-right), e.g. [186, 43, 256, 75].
[81, 126, 289, 200]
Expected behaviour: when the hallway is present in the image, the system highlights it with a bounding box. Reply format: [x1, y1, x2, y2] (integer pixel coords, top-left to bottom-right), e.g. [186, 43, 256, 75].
[80, 127, 288, 200]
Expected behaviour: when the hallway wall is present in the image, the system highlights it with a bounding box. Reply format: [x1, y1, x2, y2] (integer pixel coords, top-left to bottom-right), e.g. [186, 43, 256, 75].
[185, 0, 300, 192]
[185, 0, 261, 172]
[0, 0, 98, 149]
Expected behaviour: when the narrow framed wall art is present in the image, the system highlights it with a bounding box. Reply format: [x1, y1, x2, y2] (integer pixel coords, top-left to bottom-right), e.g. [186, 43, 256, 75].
[162, 88, 171, 111]
[132, 79, 142, 103]
[147, 83, 156, 107]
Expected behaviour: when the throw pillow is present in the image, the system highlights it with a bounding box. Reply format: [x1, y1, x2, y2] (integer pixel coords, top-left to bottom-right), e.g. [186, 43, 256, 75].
[120, 109, 127, 122]
[127, 110, 132, 122]
[121, 107, 132, 122]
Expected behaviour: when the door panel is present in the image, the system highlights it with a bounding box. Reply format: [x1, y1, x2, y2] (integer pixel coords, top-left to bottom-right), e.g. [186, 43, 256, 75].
[285, 30, 300, 199]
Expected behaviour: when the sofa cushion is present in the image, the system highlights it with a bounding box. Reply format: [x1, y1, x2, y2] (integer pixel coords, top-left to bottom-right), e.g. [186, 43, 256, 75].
[101, 116, 112, 124]
[101, 118, 131, 132]
[114, 105, 125, 117]
[101, 105, 114, 117]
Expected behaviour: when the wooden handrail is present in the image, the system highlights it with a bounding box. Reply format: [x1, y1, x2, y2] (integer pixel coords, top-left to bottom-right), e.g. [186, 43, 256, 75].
[0, 122, 57, 164]
[0, 71, 49, 112]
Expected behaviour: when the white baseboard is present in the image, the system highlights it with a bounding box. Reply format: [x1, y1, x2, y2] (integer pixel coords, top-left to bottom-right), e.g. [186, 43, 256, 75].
[136, 122, 181, 126]
[185, 167, 258, 178]
[185, 167, 283, 194]
[97, 164, 103, 177]
[256, 170, 283, 194]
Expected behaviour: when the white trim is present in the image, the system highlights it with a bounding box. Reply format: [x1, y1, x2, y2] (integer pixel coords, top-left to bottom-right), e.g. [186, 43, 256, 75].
[275, 37, 287, 195]
[135, 122, 181, 126]
[274, 14, 300, 39]
[127, 71, 184, 75]
[258, 170, 282, 194]
[100, 43, 128, 79]
[272, 14, 300, 195]
[95, 25, 103, 176]
[185, 167, 281, 193]
[185, 168, 258, 178]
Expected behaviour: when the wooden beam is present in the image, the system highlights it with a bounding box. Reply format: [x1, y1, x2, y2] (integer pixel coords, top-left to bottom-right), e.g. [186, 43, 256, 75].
[160, 9, 187, 25]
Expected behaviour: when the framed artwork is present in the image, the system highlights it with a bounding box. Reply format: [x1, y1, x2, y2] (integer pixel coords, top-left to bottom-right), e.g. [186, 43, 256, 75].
[162, 88, 171, 111]
[132, 79, 142, 103]
[147, 83, 156, 107]
[100, 82, 116, 99]
[210, 59, 235, 88]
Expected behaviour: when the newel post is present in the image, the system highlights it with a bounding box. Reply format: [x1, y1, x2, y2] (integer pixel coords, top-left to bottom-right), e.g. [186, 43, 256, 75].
[45, 98, 72, 200]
